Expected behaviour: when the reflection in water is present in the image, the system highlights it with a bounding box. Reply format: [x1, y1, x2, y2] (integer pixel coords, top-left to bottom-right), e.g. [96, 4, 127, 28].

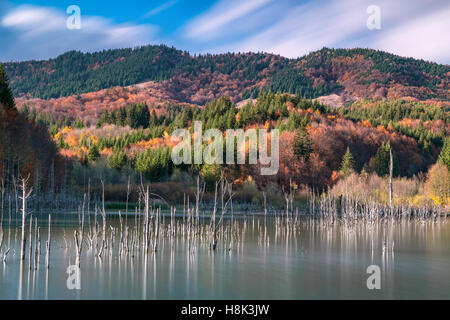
[0, 213, 449, 299]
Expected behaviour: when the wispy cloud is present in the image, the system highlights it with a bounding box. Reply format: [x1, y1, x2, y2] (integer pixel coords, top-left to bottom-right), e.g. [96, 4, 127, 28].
[184, 0, 272, 40]
[1, 5, 157, 61]
[182, 0, 450, 63]
[145, 0, 178, 18]
[371, 7, 450, 63]
[230, 0, 367, 58]
[1, 0, 449, 64]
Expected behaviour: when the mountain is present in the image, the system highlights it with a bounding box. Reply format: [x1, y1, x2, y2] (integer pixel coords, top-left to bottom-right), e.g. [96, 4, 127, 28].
[4, 46, 449, 106]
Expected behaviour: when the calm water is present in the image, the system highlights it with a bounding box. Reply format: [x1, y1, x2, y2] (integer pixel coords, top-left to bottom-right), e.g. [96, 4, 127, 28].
[0, 214, 449, 299]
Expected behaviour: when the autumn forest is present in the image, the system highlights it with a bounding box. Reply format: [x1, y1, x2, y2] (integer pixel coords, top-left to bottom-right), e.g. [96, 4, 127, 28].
[0, 45, 449, 208]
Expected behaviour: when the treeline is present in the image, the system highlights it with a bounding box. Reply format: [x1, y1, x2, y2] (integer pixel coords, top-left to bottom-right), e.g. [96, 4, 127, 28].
[5, 45, 185, 99]
[19, 104, 86, 134]
[340, 99, 448, 155]
[5, 46, 282, 100]
[5, 45, 448, 102]
[72, 92, 447, 190]
[301, 48, 449, 90]
[96, 103, 151, 129]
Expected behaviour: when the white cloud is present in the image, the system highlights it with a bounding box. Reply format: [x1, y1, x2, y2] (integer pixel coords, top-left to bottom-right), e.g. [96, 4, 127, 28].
[145, 0, 178, 17]
[230, 0, 367, 58]
[371, 8, 450, 63]
[182, 0, 450, 64]
[1, 5, 157, 61]
[184, 0, 272, 40]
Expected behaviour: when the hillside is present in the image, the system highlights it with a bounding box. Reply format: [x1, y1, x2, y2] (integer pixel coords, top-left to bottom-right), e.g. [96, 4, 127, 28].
[4, 46, 449, 106]
[15, 81, 197, 125]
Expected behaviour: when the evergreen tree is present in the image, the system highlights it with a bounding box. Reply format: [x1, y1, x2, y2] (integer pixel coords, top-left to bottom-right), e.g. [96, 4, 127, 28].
[340, 147, 355, 176]
[439, 136, 450, 170]
[134, 147, 173, 181]
[107, 150, 127, 170]
[0, 63, 15, 110]
[96, 109, 109, 128]
[87, 144, 100, 163]
[73, 118, 84, 129]
[293, 129, 313, 162]
[374, 141, 399, 177]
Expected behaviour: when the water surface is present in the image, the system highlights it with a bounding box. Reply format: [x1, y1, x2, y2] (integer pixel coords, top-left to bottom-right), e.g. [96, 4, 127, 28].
[0, 214, 449, 299]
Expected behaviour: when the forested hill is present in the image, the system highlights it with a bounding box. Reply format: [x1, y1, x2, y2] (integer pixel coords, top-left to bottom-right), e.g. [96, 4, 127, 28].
[3, 45, 449, 104]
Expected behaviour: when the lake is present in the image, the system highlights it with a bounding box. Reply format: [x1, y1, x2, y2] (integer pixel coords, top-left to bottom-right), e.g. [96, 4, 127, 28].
[0, 213, 449, 299]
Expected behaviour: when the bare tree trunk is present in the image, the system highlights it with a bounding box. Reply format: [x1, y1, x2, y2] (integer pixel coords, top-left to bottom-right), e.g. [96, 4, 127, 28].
[75, 195, 85, 265]
[126, 176, 130, 225]
[20, 177, 32, 261]
[13, 177, 19, 222]
[34, 166, 40, 212]
[46, 214, 51, 268]
[211, 182, 218, 251]
[389, 148, 393, 209]
[34, 219, 39, 270]
[87, 179, 91, 236]
[28, 216, 33, 269]
[1, 178, 4, 226]
[101, 180, 106, 249]
[50, 159, 55, 208]
[263, 191, 267, 217]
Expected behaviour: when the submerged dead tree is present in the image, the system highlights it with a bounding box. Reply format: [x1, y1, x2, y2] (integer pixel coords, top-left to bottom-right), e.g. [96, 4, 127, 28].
[45, 214, 51, 268]
[1, 179, 4, 225]
[389, 148, 394, 209]
[19, 176, 32, 261]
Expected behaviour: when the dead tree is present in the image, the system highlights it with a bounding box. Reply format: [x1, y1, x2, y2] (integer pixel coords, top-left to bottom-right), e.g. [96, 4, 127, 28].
[389, 148, 394, 209]
[211, 181, 218, 250]
[45, 214, 51, 268]
[101, 180, 106, 251]
[1, 178, 4, 225]
[74, 195, 85, 266]
[194, 176, 205, 234]
[19, 176, 33, 261]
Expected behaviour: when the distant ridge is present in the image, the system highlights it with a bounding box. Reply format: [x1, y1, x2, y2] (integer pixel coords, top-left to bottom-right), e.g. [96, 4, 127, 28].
[3, 45, 449, 104]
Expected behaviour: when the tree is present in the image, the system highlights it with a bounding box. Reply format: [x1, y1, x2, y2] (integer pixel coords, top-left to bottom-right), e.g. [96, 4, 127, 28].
[293, 129, 313, 162]
[73, 118, 84, 129]
[439, 136, 450, 170]
[134, 147, 173, 181]
[425, 162, 449, 205]
[87, 144, 100, 163]
[0, 63, 15, 110]
[106, 150, 127, 171]
[374, 141, 399, 177]
[340, 147, 355, 176]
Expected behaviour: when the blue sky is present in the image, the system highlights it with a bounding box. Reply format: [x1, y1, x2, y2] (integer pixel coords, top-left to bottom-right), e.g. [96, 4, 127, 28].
[1, 0, 449, 63]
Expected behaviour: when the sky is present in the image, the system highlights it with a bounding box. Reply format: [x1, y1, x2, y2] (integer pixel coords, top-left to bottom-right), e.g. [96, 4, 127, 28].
[1, 0, 449, 64]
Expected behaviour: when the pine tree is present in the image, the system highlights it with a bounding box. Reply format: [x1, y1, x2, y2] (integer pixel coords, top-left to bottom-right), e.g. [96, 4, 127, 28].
[87, 144, 100, 163]
[340, 147, 355, 176]
[293, 129, 313, 162]
[375, 141, 399, 177]
[107, 150, 127, 170]
[73, 118, 84, 129]
[439, 136, 450, 170]
[0, 63, 15, 110]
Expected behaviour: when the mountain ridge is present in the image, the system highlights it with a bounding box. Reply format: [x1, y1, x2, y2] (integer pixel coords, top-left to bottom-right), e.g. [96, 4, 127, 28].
[4, 45, 449, 106]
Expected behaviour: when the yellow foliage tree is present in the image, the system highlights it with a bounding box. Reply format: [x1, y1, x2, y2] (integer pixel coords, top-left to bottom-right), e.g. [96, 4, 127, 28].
[425, 162, 450, 205]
